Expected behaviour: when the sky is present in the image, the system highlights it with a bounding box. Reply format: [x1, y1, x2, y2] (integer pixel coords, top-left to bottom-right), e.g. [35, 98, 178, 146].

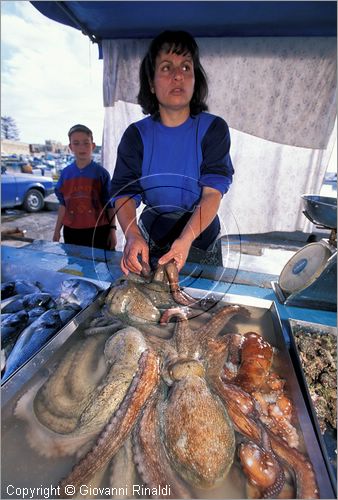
[1, 1, 104, 146]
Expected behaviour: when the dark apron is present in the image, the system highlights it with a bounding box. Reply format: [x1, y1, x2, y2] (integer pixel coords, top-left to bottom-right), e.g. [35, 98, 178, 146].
[139, 206, 222, 266]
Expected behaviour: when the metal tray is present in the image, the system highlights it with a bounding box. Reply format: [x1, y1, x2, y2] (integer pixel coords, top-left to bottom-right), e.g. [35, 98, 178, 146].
[288, 318, 337, 494]
[1, 265, 110, 386]
[1, 291, 335, 499]
[1, 290, 108, 406]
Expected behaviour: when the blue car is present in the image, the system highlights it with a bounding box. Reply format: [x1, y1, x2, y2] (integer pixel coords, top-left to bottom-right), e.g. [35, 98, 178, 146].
[1, 166, 54, 212]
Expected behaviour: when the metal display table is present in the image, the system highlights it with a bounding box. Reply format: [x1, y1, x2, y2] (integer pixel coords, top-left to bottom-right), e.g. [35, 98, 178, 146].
[1, 241, 336, 498]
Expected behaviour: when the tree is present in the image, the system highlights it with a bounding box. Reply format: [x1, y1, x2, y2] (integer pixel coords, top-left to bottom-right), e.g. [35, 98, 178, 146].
[1, 116, 20, 141]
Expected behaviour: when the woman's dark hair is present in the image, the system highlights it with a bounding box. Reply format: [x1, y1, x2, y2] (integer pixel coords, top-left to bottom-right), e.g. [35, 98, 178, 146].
[138, 30, 208, 116]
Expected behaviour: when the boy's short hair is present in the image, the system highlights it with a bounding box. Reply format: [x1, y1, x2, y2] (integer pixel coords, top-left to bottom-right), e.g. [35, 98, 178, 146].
[68, 124, 93, 141]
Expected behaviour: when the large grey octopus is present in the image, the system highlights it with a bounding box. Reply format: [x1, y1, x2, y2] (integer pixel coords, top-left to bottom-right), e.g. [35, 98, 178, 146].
[15, 262, 319, 499]
[104, 260, 200, 325]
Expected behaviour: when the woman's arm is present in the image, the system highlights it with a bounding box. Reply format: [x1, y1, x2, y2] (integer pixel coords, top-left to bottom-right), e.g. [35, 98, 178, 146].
[115, 197, 149, 274]
[158, 186, 222, 270]
[53, 205, 66, 242]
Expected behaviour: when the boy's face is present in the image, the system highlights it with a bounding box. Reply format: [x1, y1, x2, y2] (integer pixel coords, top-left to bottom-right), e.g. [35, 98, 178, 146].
[69, 131, 95, 164]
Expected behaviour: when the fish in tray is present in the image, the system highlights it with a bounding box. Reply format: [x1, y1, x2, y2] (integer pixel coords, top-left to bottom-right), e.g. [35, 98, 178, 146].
[1, 292, 56, 314]
[27, 306, 48, 325]
[1, 310, 29, 344]
[1, 309, 63, 382]
[1, 311, 30, 375]
[1, 281, 15, 300]
[57, 278, 99, 308]
[1, 279, 42, 299]
[58, 303, 82, 325]
[0, 278, 100, 382]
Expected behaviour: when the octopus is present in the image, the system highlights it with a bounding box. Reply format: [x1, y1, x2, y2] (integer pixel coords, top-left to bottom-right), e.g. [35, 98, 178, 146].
[104, 261, 201, 325]
[14, 262, 320, 499]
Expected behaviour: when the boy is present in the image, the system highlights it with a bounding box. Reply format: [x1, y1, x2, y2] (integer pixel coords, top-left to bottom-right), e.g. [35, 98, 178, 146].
[53, 124, 116, 250]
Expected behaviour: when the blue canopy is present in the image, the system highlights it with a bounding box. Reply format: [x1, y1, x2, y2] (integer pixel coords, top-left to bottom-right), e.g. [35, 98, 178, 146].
[31, 1, 336, 45]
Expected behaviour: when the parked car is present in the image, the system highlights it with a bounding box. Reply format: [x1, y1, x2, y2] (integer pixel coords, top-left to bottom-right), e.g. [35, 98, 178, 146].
[1, 166, 54, 212]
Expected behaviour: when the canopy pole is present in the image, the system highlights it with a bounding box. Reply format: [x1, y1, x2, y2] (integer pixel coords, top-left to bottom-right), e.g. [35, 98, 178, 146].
[55, 1, 99, 44]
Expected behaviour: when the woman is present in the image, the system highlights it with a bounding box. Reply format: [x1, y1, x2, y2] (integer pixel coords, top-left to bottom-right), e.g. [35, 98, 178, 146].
[111, 30, 234, 274]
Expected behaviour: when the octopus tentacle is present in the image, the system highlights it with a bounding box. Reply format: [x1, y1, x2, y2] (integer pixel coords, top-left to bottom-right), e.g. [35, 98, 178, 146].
[67, 334, 107, 400]
[212, 381, 262, 442]
[15, 380, 98, 458]
[59, 349, 160, 498]
[34, 335, 106, 425]
[267, 431, 319, 499]
[35, 345, 78, 419]
[165, 261, 197, 306]
[214, 381, 318, 498]
[109, 438, 137, 499]
[215, 381, 318, 499]
[207, 338, 318, 499]
[139, 321, 176, 339]
[252, 391, 300, 448]
[198, 305, 250, 344]
[239, 441, 285, 498]
[160, 308, 198, 359]
[82, 316, 123, 336]
[222, 333, 244, 380]
[140, 260, 152, 279]
[259, 428, 286, 498]
[132, 392, 192, 498]
[34, 395, 79, 434]
[239, 427, 285, 499]
[78, 328, 148, 431]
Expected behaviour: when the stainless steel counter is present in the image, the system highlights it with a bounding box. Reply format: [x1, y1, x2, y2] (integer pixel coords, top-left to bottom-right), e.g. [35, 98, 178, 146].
[1, 291, 335, 499]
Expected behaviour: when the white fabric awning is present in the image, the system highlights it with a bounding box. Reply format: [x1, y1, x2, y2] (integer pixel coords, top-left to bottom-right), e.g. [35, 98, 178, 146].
[102, 36, 337, 235]
[103, 37, 337, 149]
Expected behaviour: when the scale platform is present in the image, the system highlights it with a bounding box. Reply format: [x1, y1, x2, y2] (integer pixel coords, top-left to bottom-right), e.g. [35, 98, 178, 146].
[273, 195, 337, 311]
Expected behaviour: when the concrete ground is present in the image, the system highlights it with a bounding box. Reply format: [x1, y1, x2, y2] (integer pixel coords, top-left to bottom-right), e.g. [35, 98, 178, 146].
[1, 207, 59, 245]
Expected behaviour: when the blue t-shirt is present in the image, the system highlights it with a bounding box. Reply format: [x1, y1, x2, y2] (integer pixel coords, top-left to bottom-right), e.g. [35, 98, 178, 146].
[111, 112, 234, 249]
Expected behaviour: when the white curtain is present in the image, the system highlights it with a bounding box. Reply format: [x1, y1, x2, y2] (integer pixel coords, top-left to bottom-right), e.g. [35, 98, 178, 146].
[102, 37, 337, 236]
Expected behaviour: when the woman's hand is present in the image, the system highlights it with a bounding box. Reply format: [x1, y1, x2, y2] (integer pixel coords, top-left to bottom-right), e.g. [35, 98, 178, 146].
[121, 233, 149, 275]
[158, 236, 191, 272]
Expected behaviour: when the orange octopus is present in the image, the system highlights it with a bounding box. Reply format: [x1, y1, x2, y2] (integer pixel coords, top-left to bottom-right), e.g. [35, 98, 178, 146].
[220, 330, 319, 498]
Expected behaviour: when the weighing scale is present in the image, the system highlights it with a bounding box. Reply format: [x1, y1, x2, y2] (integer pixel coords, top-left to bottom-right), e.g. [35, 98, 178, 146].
[272, 195, 337, 311]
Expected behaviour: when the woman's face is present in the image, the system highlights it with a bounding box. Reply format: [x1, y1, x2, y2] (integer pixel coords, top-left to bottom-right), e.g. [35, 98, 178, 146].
[152, 49, 195, 115]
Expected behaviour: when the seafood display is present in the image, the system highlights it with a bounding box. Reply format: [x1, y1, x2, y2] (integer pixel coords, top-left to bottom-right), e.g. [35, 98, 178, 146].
[7, 263, 324, 499]
[1, 278, 100, 382]
[289, 319, 337, 489]
[1, 279, 42, 299]
[291, 322, 336, 434]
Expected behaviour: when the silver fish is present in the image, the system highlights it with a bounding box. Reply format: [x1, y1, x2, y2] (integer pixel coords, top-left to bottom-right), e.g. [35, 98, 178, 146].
[2, 309, 62, 382]
[1, 281, 15, 300]
[1, 310, 29, 344]
[13, 280, 42, 296]
[2, 293, 55, 314]
[58, 279, 99, 308]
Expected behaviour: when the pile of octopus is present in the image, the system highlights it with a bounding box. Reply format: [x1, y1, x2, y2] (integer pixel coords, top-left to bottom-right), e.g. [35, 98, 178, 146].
[14, 262, 320, 499]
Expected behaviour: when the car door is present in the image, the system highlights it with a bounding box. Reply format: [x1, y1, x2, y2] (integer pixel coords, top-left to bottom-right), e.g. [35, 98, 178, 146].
[1, 172, 19, 208]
